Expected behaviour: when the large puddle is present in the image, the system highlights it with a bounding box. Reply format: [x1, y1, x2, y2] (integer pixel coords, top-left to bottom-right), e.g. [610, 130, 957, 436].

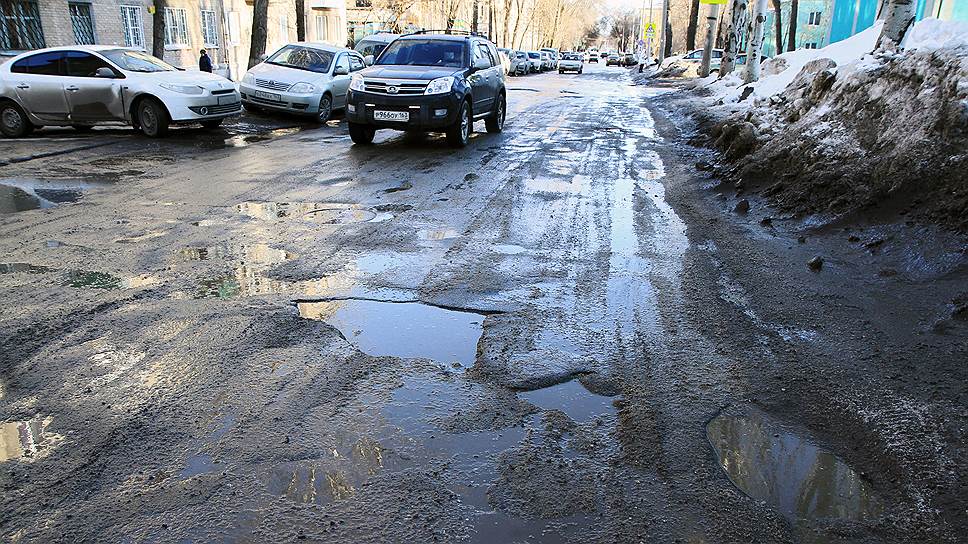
[707, 407, 884, 523]
[0, 417, 61, 462]
[297, 299, 485, 367]
[0, 181, 84, 213]
[519, 379, 617, 423]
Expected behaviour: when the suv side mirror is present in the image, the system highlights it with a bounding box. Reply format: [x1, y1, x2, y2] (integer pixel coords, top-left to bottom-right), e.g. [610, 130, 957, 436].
[472, 57, 490, 71]
[364, 55, 374, 66]
[95, 67, 116, 78]
[334, 65, 349, 76]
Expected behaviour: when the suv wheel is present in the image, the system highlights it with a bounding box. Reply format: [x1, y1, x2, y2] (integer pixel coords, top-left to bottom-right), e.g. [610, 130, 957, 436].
[446, 100, 471, 148]
[137, 98, 169, 138]
[316, 94, 332, 123]
[0, 102, 32, 138]
[485, 94, 505, 134]
[348, 122, 375, 145]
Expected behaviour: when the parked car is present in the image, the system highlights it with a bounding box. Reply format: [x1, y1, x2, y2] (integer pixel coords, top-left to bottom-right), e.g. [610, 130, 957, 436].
[588, 49, 599, 63]
[605, 52, 621, 66]
[672, 48, 725, 72]
[241, 43, 364, 123]
[540, 48, 559, 69]
[353, 33, 400, 60]
[539, 51, 553, 71]
[558, 52, 584, 74]
[496, 47, 513, 75]
[509, 51, 530, 76]
[622, 52, 637, 66]
[345, 31, 506, 148]
[526, 51, 542, 73]
[0, 45, 240, 138]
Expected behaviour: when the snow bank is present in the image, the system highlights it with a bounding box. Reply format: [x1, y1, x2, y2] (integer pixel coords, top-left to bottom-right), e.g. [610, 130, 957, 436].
[905, 18, 968, 50]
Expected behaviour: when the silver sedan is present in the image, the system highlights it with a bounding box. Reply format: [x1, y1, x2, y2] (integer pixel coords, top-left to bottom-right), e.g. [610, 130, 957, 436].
[240, 43, 365, 122]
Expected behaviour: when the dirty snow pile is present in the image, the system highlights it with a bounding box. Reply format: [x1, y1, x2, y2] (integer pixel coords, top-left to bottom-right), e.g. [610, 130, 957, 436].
[694, 18, 968, 231]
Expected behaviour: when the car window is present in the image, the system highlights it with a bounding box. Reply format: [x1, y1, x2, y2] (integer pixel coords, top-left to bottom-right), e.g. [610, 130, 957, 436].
[334, 53, 349, 73]
[487, 43, 501, 64]
[101, 49, 177, 72]
[713, 51, 724, 58]
[686, 51, 701, 59]
[349, 55, 364, 72]
[376, 39, 465, 68]
[18, 51, 64, 76]
[267, 45, 334, 73]
[64, 51, 113, 77]
[472, 43, 492, 67]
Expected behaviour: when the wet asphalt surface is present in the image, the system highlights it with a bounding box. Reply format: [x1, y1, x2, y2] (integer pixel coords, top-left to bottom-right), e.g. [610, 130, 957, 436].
[0, 64, 966, 543]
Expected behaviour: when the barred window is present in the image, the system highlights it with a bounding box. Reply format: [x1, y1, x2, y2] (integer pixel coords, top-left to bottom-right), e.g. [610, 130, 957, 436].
[164, 7, 189, 47]
[69, 2, 95, 45]
[120, 5, 144, 49]
[0, 0, 45, 51]
[201, 9, 218, 46]
[807, 11, 822, 25]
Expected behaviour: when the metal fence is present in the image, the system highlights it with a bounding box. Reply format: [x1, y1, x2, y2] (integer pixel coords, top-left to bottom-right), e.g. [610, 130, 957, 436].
[0, 0, 45, 51]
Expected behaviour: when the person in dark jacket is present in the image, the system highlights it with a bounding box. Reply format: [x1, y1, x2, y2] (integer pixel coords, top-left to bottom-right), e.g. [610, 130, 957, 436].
[199, 49, 213, 73]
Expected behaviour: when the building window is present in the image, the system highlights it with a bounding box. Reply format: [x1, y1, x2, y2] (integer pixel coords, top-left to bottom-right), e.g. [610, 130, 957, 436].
[807, 11, 822, 25]
[804, 42, 818, 49]
[69, 2, 95, 45]
[0, 0, 45, 50]
[120, 5, 144, 49]
[201, 9, 218, 46]
[164, 7, 189, 47]
[315, 14, 327, 41]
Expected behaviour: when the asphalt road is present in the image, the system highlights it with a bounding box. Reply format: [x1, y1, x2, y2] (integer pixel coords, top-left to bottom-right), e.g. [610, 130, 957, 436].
[0, 63, 965, 544]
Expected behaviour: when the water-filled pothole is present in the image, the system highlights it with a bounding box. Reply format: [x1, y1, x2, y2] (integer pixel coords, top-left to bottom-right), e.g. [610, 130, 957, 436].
[707, 407, 884, 523]
[519, 379, 617, 423]
[297, 299, 485, 366]
[0, 182, 83, 213]
[238, 201, 375, 224]
[0, 417, 61, 462]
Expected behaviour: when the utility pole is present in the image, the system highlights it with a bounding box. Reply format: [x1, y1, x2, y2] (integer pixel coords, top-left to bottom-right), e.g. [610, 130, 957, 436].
[699, 1, 721, 77]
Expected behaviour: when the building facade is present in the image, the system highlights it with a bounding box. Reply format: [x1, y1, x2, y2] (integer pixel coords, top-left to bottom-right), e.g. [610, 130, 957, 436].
[0, 0, 346, 80]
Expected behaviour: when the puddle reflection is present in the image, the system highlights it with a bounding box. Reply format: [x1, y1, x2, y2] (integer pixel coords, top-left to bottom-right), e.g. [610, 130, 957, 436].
[0, 417, 60, 462]
[238, 201, 375, 224]
[707, 408, 884, 523]
[519, 380, 617, 423]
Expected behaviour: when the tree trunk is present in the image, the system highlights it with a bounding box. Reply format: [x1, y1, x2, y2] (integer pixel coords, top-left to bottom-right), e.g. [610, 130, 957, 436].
[248, 0, 269, 68]
[771, 0, 783, 54]
[877, 0, 916, 49]
[502, 0, 512, 47]
[665, 22, 673, 57]
[151, 0, 167, 59]
[700, 3, 721, 77]
[296, 0, 305, 42]
[686, 0, 700, 50]
[720, 0, 749, 77]
[744, 0, 767, 83]
[787, 0, 798, 51]
[658, 0, 670, 63]
[472, 0, 479, 33]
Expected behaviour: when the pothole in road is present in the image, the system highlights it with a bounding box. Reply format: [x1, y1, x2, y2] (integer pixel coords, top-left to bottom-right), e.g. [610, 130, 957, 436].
[519, 379, 618, 423]
[0, 416, 63, 462]
[176, 243, 297, 264]
[1, 263, 158, 290]
[707, 406, 884, 523]
[296, 299, 485, 367]
[418, 228, 460, 241]
[492, 244, 527, 255]
[238, 201, 375, 224]
[0, 182, 83, 213]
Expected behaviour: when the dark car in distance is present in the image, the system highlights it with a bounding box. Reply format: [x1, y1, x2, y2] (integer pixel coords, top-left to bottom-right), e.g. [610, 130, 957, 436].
[345, 31, 506, 148]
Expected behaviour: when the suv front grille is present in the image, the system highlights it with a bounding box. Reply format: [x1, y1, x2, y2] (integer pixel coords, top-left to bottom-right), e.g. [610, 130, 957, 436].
[255, 79, 291, 91]
[363, 79, 428, 96]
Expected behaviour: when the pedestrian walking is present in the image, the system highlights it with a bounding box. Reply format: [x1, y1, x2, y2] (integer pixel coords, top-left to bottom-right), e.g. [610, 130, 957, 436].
[199, 49, 213, 73]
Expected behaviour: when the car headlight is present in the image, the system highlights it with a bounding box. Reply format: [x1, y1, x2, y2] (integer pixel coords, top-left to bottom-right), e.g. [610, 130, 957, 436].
[242, 72, 255, 85]
[349, 74, 365, 92]
[289, 82, 316, 94]
[159, 83, 204, 95]
[424, 76, 454, 95]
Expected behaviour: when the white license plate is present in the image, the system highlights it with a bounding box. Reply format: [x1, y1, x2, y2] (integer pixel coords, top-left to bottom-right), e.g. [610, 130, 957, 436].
[254, 90, 281, 101]
[373, 110, 409, 122]
[217, 95, 237, 105]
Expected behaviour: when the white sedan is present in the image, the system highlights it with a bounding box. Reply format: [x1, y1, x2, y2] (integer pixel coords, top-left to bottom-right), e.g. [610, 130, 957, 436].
[0, 45, 241, 138]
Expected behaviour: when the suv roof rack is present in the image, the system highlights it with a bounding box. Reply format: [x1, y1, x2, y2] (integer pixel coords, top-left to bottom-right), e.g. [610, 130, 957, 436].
[408, 29, 487, 38]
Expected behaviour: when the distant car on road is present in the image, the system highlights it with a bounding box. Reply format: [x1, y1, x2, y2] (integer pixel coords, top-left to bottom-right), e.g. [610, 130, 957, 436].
[526, 51, 542, 73]
[496, 47, 513, 75]
[353, 33, 400, 60]
[622, 52, 637, 66]
[605, 52, 622, 66]
[509, 51, 530, 76]
[558, 53, 584, 74]
[240, 43, 365, 122]
[540, 48, 559, 69]
[0, 45, 240, 138]
[345, 31, 506, 148]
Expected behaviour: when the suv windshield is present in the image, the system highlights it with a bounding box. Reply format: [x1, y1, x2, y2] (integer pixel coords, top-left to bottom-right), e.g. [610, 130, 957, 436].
[376, 39, 466, 68]
[101, 49, 177, 72]
[267, 45, 334, 73]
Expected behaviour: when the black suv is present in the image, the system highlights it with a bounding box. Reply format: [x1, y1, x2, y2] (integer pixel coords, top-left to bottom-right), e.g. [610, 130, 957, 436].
[345, 31, 506, 147]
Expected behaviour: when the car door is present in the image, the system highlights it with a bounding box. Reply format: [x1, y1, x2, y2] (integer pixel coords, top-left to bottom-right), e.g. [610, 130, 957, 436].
[10, 51, 70, 123]
[62, 51, 126, 122]
[330, 53, 351, 108]
[469, 43, 495, 114]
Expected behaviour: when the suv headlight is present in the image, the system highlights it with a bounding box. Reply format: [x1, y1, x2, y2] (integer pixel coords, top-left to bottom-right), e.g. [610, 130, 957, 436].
[289, 82, 316, 94]
[159, 83, 204, 95]
[424, 76, 454, 95]
[349, 74, 365, 92]
[242, 72, 255, 85]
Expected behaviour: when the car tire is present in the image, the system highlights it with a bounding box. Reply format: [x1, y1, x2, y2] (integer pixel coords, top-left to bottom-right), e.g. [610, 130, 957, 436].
[316, 94, 333, 123]
[242, 103, 262, 113]
[201, 119, 222, 129]
[578, 69, 583, 74]
[348, 122, 375, 145]
[485, 93, 506, 134]
[0, 101, 32, 138]
[446, 100, 471, 148]
[136, 98, 169, 138]
[558, 70, 563, 74]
